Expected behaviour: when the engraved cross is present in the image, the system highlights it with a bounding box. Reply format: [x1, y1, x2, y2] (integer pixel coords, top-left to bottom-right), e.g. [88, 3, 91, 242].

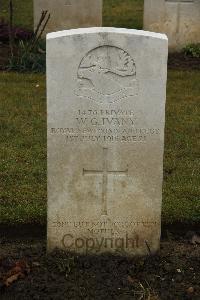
[83, 148, 128, 216]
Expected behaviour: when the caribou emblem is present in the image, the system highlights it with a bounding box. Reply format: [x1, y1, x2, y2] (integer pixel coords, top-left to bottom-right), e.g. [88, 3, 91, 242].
[75, 46, 138, 103]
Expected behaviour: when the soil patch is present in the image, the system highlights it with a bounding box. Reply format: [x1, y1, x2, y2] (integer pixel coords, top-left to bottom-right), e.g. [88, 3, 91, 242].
[168, 52, 200, 70]
[0, 237, 199, 300]
[0, 223, 199, 240]
[0, 224, 46, 240]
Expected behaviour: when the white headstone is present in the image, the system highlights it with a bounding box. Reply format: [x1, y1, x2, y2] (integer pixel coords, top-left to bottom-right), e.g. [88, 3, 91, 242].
[34, 0, 102, 36]
[47, 27, 168, 256]
[144, 0, 200, 51]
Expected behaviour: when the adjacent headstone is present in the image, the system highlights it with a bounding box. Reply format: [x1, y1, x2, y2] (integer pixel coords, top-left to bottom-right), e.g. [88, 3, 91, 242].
[34, 0, 102, 36]
[144, 0, 200, 51]
[47, 27, 168, 256]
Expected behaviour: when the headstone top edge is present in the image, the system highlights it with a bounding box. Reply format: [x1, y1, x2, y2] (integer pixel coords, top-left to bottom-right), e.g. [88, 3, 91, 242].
[46, 27, 168, 42]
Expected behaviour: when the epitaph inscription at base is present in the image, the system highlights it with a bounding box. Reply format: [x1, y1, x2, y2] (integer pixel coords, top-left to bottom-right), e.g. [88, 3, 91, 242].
[47, 28, 168, 256]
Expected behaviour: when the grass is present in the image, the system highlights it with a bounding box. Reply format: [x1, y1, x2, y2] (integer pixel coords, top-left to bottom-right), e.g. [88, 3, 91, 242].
[163, 70, 200, 223]
[0, 0, 199, 225]
[0, 0, 143, 31]
[0, 0, 33, 30]
[0, 72, 46, 224]
[103, 0, 143, 29]
[0, 70, 199, 225]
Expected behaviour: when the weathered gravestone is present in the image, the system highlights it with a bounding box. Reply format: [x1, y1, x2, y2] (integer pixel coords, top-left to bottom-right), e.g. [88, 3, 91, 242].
[144, 0, 200, 51]
[47, 27, 168, 255]
[34, 0, 102, 36]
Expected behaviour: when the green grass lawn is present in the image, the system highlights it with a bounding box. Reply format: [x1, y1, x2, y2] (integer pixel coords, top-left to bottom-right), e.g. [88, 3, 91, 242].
[0, 0, 33, 29]
[163, 70, 200, 223]
[103, 0, 143, 29]
[0, 70, 199, 225]
[0, 0, 143, 30]
[0, 0, 199, 225]
[0, 72, 46, 224]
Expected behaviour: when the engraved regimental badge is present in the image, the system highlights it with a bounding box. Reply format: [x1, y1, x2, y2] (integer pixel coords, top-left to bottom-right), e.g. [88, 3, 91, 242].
[75, 46, 138, 104]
